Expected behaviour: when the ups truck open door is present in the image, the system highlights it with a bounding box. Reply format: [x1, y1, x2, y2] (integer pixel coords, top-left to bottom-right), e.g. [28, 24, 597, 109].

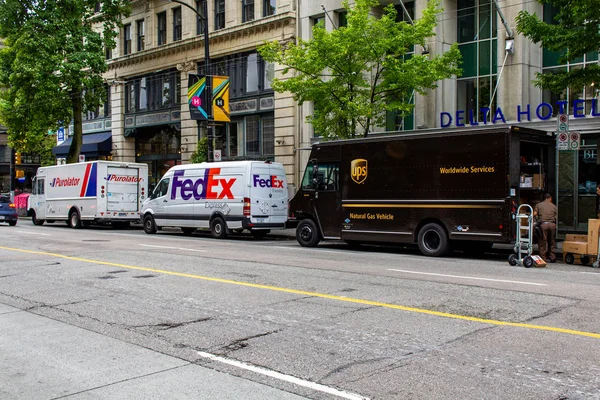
[289, 126, 555, 257]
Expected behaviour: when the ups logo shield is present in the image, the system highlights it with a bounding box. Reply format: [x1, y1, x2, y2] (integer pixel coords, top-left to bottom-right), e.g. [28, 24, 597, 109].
[351, 159, 368, 184]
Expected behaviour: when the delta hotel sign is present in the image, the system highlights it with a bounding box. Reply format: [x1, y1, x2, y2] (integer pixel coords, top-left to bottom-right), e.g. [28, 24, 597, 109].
[440, 99, 600, 128]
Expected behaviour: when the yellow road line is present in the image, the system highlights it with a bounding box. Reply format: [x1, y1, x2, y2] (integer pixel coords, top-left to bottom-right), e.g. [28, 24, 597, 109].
[2, 245, 599, 339]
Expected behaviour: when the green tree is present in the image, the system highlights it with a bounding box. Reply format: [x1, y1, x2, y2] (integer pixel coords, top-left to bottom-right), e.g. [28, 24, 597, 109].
[516, 0, 600, 92]
[0, 0, 129, 163]
[258, 0, 461, 139]
[189, 136, 209, 164]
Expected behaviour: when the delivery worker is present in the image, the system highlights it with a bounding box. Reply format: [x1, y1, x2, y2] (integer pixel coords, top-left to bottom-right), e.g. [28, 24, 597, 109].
[533, 193, 557, 262]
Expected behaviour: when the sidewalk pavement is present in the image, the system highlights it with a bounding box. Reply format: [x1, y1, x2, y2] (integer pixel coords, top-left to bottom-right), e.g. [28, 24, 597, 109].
[0, 303, 306, 400]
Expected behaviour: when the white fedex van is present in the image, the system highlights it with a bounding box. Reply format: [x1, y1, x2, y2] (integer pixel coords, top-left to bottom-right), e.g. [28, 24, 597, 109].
[28, 161, 148, 228]
[141, 160, 288, 238]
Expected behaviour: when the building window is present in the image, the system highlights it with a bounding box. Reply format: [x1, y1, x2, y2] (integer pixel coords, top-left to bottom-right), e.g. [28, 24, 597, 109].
[105, 46, 112, 60]
[456, 0, 497, 123]
[173, 7, 182, 41]
[541, 3, 599, 116]
[243, 0, 254, 23]
[94, 2, 101, 13]
[263, 0, 276, 17]
[215, 0, 225, 30]
[337, 11, 348, 28]
[137, 19, 145, 51]
[123, 24, 132, 55]
[157, 12, 167, 45]
[125, 71, 180, 114]
[264, 61, 274, 90]
[246, 53, 259, 93]
[196, 0, 207, 36]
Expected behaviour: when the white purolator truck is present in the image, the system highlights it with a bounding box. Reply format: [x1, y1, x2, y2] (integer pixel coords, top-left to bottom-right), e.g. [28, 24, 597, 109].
[28, 160, 148, 229]
[141, 160, 288, 238]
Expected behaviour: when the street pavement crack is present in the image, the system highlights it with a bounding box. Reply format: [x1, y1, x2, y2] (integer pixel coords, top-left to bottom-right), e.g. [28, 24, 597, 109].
[219, 329, 282, 354]
[132, 317, 213, 331]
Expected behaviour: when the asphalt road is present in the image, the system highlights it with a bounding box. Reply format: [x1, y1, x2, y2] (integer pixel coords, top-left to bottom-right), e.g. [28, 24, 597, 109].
[1, 221, 600, 399]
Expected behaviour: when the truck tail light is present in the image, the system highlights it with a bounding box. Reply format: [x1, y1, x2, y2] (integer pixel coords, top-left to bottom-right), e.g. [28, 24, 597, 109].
[243, 197, 251, 216]
[499, 224, 503, 230]
[8, 203, 15, 208]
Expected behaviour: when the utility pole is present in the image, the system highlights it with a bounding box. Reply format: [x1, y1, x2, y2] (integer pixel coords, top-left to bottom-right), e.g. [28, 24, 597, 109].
[170, 0, 213, 162]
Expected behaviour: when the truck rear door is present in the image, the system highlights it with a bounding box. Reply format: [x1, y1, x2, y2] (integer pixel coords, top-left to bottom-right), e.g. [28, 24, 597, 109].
[106, 166, 142, 212]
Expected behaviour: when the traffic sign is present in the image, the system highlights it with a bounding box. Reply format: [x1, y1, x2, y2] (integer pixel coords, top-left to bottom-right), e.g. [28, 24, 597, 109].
[570, 132, 580, 150]
[213, 149, 222, 162]
[557, 132, 569, 150]
[557, 113, 569, 132]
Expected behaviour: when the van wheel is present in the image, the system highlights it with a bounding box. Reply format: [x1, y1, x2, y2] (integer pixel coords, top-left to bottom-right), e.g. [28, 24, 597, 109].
[181, 227, 195, 235]
[417, 223, 449, 257]
[31, 211, 44, 226]
[68, 210, 82, 229]
[143, 215, 157, 234]
[296, 219, 320, 247]
[211, 217, 228, 239]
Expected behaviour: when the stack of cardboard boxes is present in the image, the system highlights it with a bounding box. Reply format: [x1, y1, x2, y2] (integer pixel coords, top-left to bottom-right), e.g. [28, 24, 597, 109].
[561, 219, 600, 264]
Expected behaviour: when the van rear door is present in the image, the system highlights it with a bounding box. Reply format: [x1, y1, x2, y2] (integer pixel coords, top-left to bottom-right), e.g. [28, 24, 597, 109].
[106, 166, 141, 212]
[249, 163, 288, 223]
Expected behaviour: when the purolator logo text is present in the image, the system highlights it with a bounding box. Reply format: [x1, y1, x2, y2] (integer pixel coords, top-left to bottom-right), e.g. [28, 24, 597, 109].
[351, 159, 368, 184]
[253, 175, 284, 188]
[171, 168, 236, 200]
[50, 177, 81, 187]
[104, 175, 144, 182]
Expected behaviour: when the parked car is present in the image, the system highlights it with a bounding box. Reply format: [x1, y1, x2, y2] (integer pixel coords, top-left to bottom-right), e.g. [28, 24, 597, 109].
[0, 196, 18, 226]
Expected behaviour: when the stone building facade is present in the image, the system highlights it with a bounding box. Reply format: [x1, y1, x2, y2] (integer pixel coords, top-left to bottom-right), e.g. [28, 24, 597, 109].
[93, 0, 297, 189]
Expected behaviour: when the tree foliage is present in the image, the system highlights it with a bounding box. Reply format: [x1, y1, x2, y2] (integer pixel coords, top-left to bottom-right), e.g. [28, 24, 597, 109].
[189, 136, 209, 164]
[516, 0, 600, 92]
[258, 0, 461, 139]
[0, 0, 129, 163]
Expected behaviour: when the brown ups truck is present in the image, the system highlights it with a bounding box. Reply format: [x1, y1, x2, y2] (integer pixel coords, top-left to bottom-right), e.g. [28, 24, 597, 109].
[288, 126, 556, 257]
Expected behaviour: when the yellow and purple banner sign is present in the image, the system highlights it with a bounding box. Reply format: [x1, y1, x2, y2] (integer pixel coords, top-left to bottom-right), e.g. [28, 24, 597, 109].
[212, 75, 230, 122]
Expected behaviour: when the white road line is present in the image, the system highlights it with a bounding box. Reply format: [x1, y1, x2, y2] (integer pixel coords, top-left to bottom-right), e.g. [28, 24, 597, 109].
[387, 269, 547, 286]
[580, 271, 600, 275]
[14, 230, 51, 236]
[139, 244, 206, 252]
[196, 351, 369, 400]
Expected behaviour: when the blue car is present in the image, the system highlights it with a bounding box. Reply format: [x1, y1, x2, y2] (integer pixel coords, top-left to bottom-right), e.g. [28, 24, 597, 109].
[0, 196, 18, 226]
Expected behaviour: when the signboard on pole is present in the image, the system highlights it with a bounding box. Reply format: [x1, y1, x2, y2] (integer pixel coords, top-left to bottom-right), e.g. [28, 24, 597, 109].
[188, 74, 209, 121]
[557, 113, 569, 133]
[212, 76, 230, 122]
[557, 131, 569, 150]
[570, 131, 581, 150]
[213, 149, 222, 161]
[57, 127, 65, 144]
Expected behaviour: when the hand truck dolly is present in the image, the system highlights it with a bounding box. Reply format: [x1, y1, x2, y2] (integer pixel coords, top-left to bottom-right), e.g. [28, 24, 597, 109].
[508, 204, 536, 268]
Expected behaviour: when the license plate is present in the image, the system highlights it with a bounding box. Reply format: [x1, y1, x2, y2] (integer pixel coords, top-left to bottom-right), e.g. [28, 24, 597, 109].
[119, 213, 126, 216]
[255, 218, 265, 223]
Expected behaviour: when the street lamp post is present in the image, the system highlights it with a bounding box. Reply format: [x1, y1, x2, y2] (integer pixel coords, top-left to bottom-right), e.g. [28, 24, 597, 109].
[170, 0, 213, 162]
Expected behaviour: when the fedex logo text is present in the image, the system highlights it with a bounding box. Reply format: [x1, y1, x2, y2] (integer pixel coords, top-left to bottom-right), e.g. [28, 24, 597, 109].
[171, 168, 236, 200]
[104, 175, 143, 183]
[50, 177, 81, 187]
[253, 175, 284, 188]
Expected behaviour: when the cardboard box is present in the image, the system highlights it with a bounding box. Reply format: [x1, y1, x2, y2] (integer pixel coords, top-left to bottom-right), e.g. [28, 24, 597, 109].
[533, 173, 545, 188]
[531, 255, 547, 268]
[565, 234, 588, 242]
[562, 241, 589, 255]
[588, 219, 600, 255]
[520, 176, 533, 188]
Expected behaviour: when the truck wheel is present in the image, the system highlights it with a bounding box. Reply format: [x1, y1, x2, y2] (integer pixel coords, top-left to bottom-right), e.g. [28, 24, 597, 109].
[565, 253, 575, 265]
[68, 210, 82, 229]
[580, 256, 590, 266]
[143, 215, 157, 234]
[210, 217, 228, 239]
[417, 223, 449, 257]
[296, 219, 320, 247]
[31, 211, 44, 226]
[9, 220, 17, 226]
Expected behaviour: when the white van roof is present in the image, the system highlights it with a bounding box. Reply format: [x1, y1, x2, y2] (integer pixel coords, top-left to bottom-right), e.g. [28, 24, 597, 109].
[168, 160, 282, 172]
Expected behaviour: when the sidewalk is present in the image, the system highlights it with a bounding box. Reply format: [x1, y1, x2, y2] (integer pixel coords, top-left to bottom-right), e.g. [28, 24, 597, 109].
[0, 303, 306, 400]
